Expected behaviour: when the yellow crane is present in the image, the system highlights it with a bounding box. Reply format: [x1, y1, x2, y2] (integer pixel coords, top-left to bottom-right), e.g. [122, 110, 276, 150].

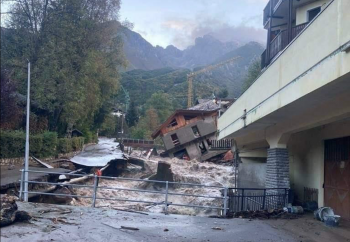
[187, 56, 241, 108]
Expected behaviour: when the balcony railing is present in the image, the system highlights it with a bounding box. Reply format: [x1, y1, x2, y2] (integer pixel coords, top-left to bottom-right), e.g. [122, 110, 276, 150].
[261, 23, 308, 69]
[209, 139, 233, 150]
[292, 22, 308, 39]
[270, 30, 288, 60]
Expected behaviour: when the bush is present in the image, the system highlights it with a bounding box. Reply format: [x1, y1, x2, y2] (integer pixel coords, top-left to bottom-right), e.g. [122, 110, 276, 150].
[71, 137, 84, 151]
[0, 130, 26, 158]
[0, 130, 84, 158]
[41, 131, 58, 157]
[58, 138, 72, 153]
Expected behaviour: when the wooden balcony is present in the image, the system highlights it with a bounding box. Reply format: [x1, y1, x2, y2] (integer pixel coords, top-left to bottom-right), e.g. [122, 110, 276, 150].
[261, 22, 308, 69]
[263, 0, 282, 26]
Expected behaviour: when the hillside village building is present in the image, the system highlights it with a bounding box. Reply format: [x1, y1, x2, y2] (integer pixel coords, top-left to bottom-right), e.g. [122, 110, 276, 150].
[152, 99, 233, 161]
[217, 0, 350, 220]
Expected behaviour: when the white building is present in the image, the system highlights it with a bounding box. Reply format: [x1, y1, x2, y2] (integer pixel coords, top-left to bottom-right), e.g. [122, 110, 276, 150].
[217, 0, 350, 220]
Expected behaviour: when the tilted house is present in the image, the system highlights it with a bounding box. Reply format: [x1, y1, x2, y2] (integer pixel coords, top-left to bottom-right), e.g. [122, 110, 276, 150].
[152, 99, 233, 161]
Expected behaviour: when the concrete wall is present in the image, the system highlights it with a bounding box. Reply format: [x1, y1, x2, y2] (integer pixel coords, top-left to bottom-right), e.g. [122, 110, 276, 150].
[218, 0, 350, 140]
[162, 116, 217, 150]
[288, 119, 350, 206]
[296, 0, 330, 25]
[238, 158, 267, 188]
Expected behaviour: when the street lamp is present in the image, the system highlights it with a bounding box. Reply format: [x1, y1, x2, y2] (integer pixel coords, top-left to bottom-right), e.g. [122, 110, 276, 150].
[24, 61, 31, 202]
[115, 110, 125, 136]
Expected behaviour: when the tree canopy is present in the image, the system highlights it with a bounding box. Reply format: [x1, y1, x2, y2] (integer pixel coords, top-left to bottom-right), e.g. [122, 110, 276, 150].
[1, 0, 126, 136]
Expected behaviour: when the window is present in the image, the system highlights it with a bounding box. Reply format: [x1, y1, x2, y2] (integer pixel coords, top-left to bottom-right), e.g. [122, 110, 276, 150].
[307, 7, 321, 22]
[173, 149, 189, 160]
[191, 126, 200, 137]
[171, 134, 180, 146]
[199, 141, 207, 154]
[167, 119, 178, 128]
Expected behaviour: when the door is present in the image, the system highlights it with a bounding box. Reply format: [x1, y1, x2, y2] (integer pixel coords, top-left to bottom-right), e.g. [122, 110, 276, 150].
[324, 136, 350, 220]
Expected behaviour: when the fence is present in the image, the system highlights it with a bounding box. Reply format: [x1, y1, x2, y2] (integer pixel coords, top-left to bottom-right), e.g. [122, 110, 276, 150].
[18, 169, 229, 215]
[209, 139, 233, 150]
[19, 170, 289, 216]
[227, 188, 288, 213]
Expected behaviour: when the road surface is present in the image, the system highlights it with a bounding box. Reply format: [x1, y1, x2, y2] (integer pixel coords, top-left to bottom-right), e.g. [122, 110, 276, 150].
[70, 137, 124, 167]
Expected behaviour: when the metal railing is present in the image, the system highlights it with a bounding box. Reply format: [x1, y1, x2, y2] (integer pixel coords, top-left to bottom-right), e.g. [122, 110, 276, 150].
[18, 169, 229, 216]
[228, 188, 288, 213]
[122, 139, 154, 145]
[209, 139, 233, 150]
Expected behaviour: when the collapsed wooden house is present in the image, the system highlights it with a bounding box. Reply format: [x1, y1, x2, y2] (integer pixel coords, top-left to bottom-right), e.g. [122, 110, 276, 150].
[151, 99, 234, 161]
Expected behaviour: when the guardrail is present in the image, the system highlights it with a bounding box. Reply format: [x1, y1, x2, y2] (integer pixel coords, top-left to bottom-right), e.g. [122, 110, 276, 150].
[18, 169, 229, 216]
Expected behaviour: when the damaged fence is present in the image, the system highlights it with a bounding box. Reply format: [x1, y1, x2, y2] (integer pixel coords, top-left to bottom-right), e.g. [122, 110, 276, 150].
[18, 169, 229, 215]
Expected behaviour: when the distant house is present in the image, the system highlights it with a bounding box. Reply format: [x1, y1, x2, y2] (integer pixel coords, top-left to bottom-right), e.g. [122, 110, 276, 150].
[71, 129, 83, 137]
[152, 99, 234, 161]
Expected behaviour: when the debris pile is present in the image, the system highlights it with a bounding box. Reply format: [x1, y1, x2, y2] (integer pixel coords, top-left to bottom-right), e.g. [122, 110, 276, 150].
[0, 195, 31, 227]
[227, 208, 300, 220]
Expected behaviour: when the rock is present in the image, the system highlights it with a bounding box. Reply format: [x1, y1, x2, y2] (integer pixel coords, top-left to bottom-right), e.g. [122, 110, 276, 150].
[0, 195, 31, 227]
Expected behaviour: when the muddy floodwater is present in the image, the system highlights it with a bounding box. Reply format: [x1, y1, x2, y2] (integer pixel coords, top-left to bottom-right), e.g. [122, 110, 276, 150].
[70, 138, 235, 216]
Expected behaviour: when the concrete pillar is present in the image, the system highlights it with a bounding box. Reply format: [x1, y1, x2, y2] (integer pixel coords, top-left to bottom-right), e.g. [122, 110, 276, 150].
[266, 148, 290, 188]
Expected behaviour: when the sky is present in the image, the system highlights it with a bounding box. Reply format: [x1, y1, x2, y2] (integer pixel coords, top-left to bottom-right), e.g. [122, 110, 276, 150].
[120, 0, 269, 50]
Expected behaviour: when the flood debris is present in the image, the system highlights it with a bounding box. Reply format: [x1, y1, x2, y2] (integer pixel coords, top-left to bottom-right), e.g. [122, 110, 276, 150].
[227, 209, 300, 220]
[102, 222, 140, 231]
[147, 161, 174, 184]
[211, 227, 223, 230]
[0, 195, 31, 227]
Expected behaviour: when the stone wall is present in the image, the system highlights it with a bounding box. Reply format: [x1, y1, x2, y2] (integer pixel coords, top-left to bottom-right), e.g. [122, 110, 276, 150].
[265, 148, 290, 188]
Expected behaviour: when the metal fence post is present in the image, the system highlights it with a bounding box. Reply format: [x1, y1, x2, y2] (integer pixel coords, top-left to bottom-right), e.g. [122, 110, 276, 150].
[223, 187, 228, 216]
[241, 189, 245, 211]
[19, 169, 25, 201]
[92, 175, 98, 207]
[262, 189, 266, 210]
[164, 181, 169, 215]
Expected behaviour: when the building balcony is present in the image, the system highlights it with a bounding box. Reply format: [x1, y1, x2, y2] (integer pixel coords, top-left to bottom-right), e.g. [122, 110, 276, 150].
[218, 0, 350, 142]
[261, 22, 308, 68]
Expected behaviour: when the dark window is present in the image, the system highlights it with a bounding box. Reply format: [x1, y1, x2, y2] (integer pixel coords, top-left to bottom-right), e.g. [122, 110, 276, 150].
[167, 119, 178, 128]
[199, 141, 207, 154]
[191, 126, 200, 137]
[184, 114, 197, 121]
[173, 149, 189, 160]
[308, 7, 321, 22]
[171, 134, 180, 146]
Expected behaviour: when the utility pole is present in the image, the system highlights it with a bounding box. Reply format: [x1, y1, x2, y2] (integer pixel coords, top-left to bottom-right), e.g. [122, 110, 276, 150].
[24, 61, 31, 202]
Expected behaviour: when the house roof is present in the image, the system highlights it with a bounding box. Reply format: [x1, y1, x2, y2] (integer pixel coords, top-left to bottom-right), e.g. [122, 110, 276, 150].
[190, 98, 235, 111]
[151, 109, 218, 139]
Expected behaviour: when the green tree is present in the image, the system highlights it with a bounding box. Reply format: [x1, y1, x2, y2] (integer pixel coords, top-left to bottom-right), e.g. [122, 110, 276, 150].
[126, 101, 138, 127]
[145, 92, 173, 123]
[1, 0, 126, 135]
[216, 89, 228, 98]
[243, 58, 261, 92]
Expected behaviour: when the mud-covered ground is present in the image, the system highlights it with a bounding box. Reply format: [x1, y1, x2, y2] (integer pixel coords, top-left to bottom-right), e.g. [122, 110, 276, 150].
[71, 149, 236, 216]
[3, 202, 349, 242]
[1, 202, 297, 242]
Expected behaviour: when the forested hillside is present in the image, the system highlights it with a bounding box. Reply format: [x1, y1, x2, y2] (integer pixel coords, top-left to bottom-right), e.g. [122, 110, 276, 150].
[119, 41, 264, 109]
